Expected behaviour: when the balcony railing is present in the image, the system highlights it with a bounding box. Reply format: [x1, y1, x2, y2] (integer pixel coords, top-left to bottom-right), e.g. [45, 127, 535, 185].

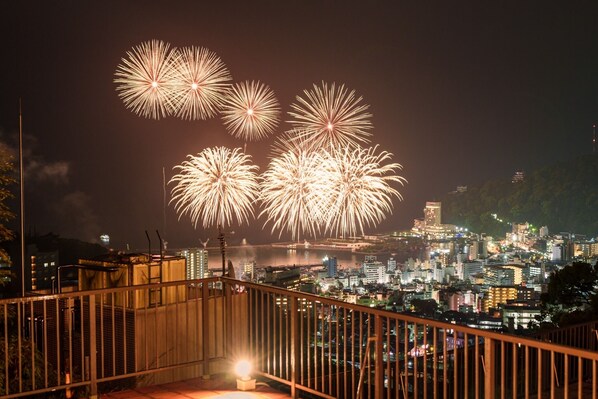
[1, 277, 597, 398]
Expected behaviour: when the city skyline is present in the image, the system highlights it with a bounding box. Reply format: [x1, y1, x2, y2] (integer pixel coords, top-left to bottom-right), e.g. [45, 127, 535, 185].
[0, 1, 596, 249]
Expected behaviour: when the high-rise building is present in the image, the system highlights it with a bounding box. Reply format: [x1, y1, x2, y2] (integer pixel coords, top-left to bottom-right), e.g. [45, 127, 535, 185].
[480, 238, 489, 258]
[387, 257, 397, 272]
[412, 201, 456, 238]
[512, 171, 525, 183]
[468, 241, 479, 260]
[446, 290, 478, 312]
[501, 264, 524, 285]
[484, 266, 515, 286]
[424, 202, 442, 226]
[362, 257, 385, 284]
[483, 286, 518, 313]
[324, 256, 338, 278]
[242, 261, 256, 279]
[176, 248, 209, 280]
[27, 244, 59, 292]
[539, 226, 549, 237]
[551, 245, 562, 262]
[463, 261, 484, 281]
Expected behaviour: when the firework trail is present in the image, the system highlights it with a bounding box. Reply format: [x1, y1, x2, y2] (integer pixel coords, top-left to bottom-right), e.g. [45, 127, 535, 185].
[114, 40, 180, 119]
[221, 81, 281, 141]
[287, 82, 373, 150]
[172, 46, 232, 120]
[321, 145, 405, 238]
[268, 130, 312, 158]
[170, 147, 259, 228]
[259, 149, 328, 240]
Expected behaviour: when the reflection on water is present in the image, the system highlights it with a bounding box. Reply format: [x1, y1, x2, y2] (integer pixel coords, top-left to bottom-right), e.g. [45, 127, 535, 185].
[206, 245, 370, 271]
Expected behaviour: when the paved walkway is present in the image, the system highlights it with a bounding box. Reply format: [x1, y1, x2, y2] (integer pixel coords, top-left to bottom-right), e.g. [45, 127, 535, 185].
[100, 376, 292, 399]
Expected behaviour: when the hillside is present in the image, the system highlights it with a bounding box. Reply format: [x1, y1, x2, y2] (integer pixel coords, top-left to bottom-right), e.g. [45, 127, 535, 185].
[441, 154, 598, 238]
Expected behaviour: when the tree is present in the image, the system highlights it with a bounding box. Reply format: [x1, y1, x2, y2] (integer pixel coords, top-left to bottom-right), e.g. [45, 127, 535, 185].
[539, 261, 598, 328]
[410, 298, 438, 318]
[0, 144, 50, 396]
[0, 143, 15, 286]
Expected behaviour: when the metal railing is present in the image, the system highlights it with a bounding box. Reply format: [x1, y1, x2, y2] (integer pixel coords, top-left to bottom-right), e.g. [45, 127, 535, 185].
[0, 278, 230, 398]
[1, 277, 598, 399]
[238, 279, 598, 399]
[539, 320, 598, 352]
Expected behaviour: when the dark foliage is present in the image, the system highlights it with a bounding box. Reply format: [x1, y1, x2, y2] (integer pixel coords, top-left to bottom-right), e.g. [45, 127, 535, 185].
[410, 298, 438, 317]
[0, 145, 15, 285]
[539, 261, 598, 328]
[442, 154, 598, 237]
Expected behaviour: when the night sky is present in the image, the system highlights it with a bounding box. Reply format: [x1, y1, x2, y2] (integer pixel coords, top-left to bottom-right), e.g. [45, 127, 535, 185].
[0, 1, 596, 249]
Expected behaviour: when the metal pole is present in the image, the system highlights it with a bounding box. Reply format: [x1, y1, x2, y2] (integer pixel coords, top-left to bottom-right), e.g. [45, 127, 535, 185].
[19, 99, 25, 297]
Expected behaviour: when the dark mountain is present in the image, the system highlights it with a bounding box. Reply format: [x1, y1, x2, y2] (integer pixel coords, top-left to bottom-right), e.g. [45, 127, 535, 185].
[441, 154, 598, 238]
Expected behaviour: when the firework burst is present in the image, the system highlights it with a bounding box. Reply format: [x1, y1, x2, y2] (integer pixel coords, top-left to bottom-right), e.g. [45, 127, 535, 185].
[172, 46, 232, 120]
[259, 149, 327, 240]
[170, 147, 259, 228]
[114, 40, 180, 119]
[288, 82, 373, 150]
[268, 130, 311, 158]
[221, 81, 281, 141]
[321, 145, 406, 238]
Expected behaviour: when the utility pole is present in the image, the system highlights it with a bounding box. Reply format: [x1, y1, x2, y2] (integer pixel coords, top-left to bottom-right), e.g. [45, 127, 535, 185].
[19, 100, 25, 297]
[217, 224, 226, 276]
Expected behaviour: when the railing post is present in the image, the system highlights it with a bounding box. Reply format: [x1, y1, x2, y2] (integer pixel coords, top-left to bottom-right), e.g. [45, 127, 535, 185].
[290, 296, 297, 399]
[484, 337, 495, 399]
[202, 281, 210, 378]
[375, 315, 383, 399]
[224, 279, 233, 361]
[89, 294, 97, 399]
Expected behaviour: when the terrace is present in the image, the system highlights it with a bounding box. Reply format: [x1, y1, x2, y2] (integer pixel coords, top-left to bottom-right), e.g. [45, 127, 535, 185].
[1, 277, 597, 398]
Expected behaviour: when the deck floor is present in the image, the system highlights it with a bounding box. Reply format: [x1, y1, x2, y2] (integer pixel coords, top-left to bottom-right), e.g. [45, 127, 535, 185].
[100, 376, 292, 399]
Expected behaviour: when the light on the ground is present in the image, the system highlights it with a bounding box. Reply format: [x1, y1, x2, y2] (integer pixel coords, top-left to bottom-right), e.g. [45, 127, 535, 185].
[235, 360, 252, 380]
[235, 360, 256, 391]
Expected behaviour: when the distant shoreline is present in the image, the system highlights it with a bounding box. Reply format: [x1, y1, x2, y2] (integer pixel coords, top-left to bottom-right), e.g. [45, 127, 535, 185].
[170, 242, 394, 259]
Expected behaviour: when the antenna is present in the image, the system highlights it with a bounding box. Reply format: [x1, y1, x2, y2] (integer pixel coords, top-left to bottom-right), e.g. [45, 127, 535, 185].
[156, 230, 163, 263]
[199, 238, 209, 249]
[145, 230, 151, 257]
